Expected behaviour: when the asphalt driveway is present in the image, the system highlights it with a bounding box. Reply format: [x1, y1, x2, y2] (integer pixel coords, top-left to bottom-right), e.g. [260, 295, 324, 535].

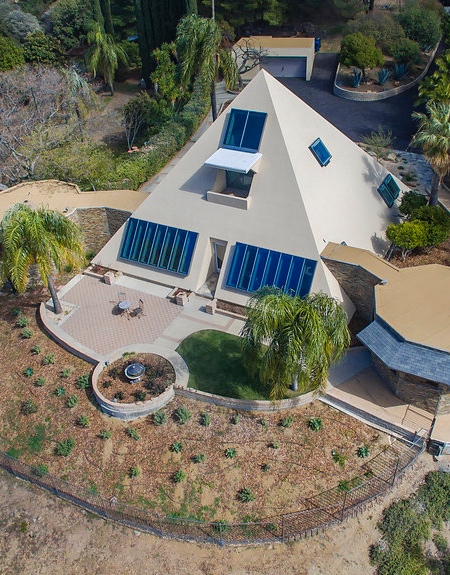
[280, 53, 421, 151]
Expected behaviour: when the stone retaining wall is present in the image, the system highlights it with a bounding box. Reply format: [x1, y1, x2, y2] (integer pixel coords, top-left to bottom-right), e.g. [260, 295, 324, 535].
[68, 207, 130, 253]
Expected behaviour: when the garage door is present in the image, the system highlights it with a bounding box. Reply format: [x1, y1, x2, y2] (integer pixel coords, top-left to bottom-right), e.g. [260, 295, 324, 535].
[261, 56, 307, 78]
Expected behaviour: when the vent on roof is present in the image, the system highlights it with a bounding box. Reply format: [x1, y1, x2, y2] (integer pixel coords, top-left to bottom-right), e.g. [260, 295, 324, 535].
[226, 242, 316, 296]
[309, 138, 332, 167]
[119, 218, 198, 275]
[378, 174, 400, 207]
[223, 109, 267, 152]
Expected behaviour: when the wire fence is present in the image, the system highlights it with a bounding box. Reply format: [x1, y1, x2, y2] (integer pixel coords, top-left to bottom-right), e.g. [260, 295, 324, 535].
[0, 437, 425, 545]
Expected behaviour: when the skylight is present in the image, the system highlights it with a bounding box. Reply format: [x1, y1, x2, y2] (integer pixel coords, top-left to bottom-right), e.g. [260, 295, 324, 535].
[309, 138, 332, 167]
[120, 218, 198, 275]
[226, 242, 316, 296]
[204, 148, 262, 173]
[222, 109, 267, 152]
[378, 174, 400, 207]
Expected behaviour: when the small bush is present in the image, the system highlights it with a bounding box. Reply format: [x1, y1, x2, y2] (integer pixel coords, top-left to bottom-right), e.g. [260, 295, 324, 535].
[280, 415, 294, 428]
[76, 374, 90, 389]
[54, 386, 66, 397]
[56, 438, 75, 456]
[77, 415, 90, 428]
[16, 315, 29, 327]
[66, 395, 78, 408]
[170, 441, 183, 453]
[99, 429, 112, 440]
[114, 391, 124, 401]
[399, 191, 427, 218]
[21, 328, 33, 339]
[42, 353, 55, 365]
[21, 399, 38, 415]
[60, 368, 71, 378]
[357, 445, 370, 458]
[332, 449, 347, 467]
[225, 447, 237, 459]
[134, 390, 147, 402]
[238, 487, 256, 503]
[261, 463, 270, 472]
[23, 367, 34, 377]
[126, 427, 140, 440]
[192, 453, 206, 463]
[153, 410, 167, 425]
[172, 469, 186, 483]
[271, 440, 280, 450]
[31, 345, 41, 355]
[33, 463, 49, 477]
[307, 417, 323, 432]
[129, 466, 140, 478]
[174, 405, 191, 424]
[260, 418, 268, 428]
[200, 412, 211, 426]
[35, 377, 46, 387]
[231, 413, 240, 425]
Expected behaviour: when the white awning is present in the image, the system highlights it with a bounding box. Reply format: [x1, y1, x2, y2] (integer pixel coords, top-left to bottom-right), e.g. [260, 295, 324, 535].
[204, 148, 262, 174]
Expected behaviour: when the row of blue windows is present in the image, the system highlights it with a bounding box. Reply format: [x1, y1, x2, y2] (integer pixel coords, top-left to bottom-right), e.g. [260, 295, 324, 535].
[226, 242, 316, 297]
[223, 109, 267, 152]
[119, 218, 198, 275]
[378, 173, 400, 207]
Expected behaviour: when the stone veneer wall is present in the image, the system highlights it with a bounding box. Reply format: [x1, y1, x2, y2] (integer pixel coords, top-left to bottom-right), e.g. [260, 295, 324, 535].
[68, 207, 130, 253]
[371, 353, 445, 415]
[321, 258, 380, 322]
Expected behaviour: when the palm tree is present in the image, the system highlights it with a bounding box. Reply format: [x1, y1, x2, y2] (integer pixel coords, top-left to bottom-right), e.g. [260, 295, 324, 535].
[86, 23, 128, 95]
[0, 204, 85, 314]
[176, 14, 238, 121]
[240, 287, 350, 401]
[412, 102, 450, 206]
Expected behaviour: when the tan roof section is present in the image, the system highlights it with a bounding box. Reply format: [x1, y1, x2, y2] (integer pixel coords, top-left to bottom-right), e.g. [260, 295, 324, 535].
[375, 264, 450, 353]
[234, 36, 314, 49]
[321, 242, 399, 282]
[0, 180, 147, 217]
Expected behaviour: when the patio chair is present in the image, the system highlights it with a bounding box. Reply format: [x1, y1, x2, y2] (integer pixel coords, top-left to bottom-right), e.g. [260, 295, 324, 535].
[134, 298, 145, 319]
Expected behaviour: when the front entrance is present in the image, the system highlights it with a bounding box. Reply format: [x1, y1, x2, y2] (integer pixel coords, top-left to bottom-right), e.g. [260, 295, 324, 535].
[213, 241, 226, 273]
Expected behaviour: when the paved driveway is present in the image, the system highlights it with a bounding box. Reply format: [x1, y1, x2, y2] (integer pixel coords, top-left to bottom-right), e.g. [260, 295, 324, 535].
[280, 53, 421, 151]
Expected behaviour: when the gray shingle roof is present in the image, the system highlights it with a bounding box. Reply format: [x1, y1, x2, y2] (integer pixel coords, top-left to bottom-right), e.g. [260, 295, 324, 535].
[357, 320, 450, 386]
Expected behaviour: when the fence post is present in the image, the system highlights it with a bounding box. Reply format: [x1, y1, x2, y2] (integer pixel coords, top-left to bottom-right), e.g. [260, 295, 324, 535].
[391, 456, 400, 486]
[281, 515, 285, 542]
[341, 490, 348, 522]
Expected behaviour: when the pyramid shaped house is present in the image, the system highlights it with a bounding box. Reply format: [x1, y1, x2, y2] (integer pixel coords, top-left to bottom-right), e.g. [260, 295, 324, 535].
[94, 70, 406, 315]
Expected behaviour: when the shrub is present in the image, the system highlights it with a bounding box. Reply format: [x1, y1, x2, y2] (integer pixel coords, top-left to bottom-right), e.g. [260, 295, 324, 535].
[386, 220, 428, 261]
[340, 33, 384, 77]
[42, 353, 55, 365]
[114, 391, 124, 401]
[60, 368, 71, 378]
[411, 205, 450, 247]
[21, 327, 33, 339]
[260, 418, 268, 428]
[21, 399, 38, 415]
[32, 463, 49, 477]
[192, 453, 206, 463]
[54, 386, 66, 397]
[362, 127, 394, 160]
[238, 487, 255, 503]
[35, 377, 46, 387]
[225, 447, 237, 459]
[66, 394, 78, 408]
[212, 520, 231, 534]
[23, 367, 34, 377]
[397, 5, 441, 51]
[16, 315, 29, 328]
[31, 345, 41, 355]
[134, 390, 147, 402]
[153, 410, 167, 425]
[172, 469, 186, 483]
[332, 449, 347, 467]
[0, 36, 25, 71]
[22, 31, 64, 66]
[231, 413, 240, 424]
[345, 11, 405, 52]
[170, 441, 183, 453]
[76, 374, 90, 390]
[280, 415, 294, 428]
[307, 417, 323, 432]
[271, 440, 280, 450]
[129, 466, 140, 478]
[399, 191, 428, 218]
[49, 0, 95, 50]
[77, 415, 90, 428]
[99, 429, 112, 440]
[357, 445, 370, 458]
[126, 427, 140, 440]
[56, 437, 75, 456]
[174, 405, 191, 424]
[418, 471, 450, 528]
[5, 9, 41, 41]
[261, 463, 270, 472]
[200, 412, 211, 426]
[389, 37, 421, 65]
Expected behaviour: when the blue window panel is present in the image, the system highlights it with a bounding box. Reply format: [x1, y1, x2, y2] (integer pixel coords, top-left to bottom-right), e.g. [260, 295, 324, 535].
[299, 260, 317, 297]
[378, 174, 400, 207]
[223, 109, 267, 152]
[309, 138, 332, 167]
[249, 248, 269, 292]
[226, 242, 317, 296]
[120, 218, 197, 275]
[237, 244, 258, 291]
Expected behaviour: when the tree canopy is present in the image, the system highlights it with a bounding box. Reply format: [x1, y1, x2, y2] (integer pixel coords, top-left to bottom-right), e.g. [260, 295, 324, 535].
[340, 32, 384, 77]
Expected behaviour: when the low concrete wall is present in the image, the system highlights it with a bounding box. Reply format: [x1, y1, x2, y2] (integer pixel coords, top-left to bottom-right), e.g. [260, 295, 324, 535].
[174, 386, 316, 411]
[333, 43, 438, 102]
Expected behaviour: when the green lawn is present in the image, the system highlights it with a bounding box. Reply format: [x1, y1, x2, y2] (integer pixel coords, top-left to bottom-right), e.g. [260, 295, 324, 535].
[176, 329, 270, 400]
